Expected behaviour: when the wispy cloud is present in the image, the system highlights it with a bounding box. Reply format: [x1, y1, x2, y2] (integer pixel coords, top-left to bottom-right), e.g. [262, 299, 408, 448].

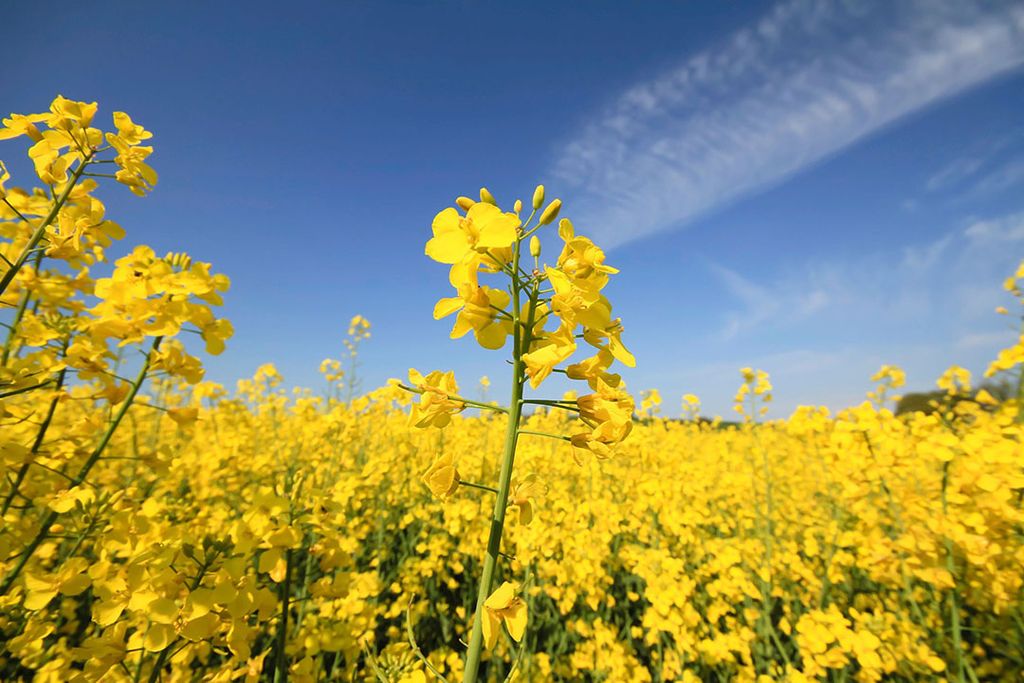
[964, 210, 1024, 243]
[924, 129, 1024, 192]
[711, 263, 828, 339]
[552, 0, 1024, 248]
[710, 206, 1024, 341]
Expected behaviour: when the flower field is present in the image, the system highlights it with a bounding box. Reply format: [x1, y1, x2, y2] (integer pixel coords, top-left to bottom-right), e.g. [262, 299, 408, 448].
[2, 97, 1024, 682]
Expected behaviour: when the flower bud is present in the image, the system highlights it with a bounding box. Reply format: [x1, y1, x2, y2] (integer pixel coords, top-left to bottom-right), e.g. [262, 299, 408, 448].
[456, 196, 475, 211]
[514, 199, 523, 214]
[529, 235, 541, 258]
[538, 199, 562, 226]
[479, 187, 497, 205]
[532, 185, 545, 210]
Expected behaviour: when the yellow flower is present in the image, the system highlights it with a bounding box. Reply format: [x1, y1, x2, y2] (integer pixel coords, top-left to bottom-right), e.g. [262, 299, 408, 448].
[422, 452, 460, 498]
[167, 406, 199, 427]
[23, 558, 91, 610]
[424, 202, 520, 265]
[508, 474, 545, 525]
[0, 112, 48, 141]
[522, 322, 577, 388]
[407, 368, 465, 428]
[433, 277, 513, 350]
[482, 582, 528, 649]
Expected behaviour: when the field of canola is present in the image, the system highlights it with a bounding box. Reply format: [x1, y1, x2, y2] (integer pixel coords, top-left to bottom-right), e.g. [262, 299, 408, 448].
[1, 97, 1024, 683]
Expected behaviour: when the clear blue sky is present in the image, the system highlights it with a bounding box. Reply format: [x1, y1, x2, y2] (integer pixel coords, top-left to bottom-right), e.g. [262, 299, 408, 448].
[5, 1, 1024, 416]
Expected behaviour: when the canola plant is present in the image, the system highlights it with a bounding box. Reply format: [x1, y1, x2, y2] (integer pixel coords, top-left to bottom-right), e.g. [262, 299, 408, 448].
[1, 97, 1023, 682]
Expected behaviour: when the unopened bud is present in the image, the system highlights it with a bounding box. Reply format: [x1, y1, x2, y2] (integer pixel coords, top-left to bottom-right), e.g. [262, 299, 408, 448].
[479, 187, 497, 205]
[532, 185, 545, 210]
[456, 196, 475, 211]
[529, 235, 541, 258]
[538, 199, 562, 226]
[514, 199, 522, 214]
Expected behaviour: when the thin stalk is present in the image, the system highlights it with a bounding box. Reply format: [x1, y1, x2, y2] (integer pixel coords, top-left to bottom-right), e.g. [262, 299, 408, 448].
[0, 250, 44, 365]
[460, 480, 499, 495]
[273, 549, 294, 683]
[397, 384, 508, 414]
[942, 459, 967, 683]
[516, 430, 571, 442]
[0, 336, 162, 597]
[462, 236, 528, 683]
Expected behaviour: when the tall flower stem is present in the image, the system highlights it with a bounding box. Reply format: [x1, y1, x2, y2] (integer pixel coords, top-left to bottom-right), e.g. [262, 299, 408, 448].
[462, 235, 526, 683]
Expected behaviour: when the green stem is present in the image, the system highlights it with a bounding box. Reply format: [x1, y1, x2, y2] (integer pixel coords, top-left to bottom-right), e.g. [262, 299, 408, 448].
[460, 480, 499, 495]
[942, 459, 967, 683]
[397, 384, 508, 414]
[0, 336, 162, 597]
[273, 549, 294, 683]
[462, 236, 528, 683]
[0, 250, 43, 365]
[516, 429, 571, 442]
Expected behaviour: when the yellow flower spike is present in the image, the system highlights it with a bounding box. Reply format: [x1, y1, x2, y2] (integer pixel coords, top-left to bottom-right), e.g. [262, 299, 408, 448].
[481, 582, 527, 649]
[532, 184, 545, 210]
[422, 452, 460, 499]
[514, 198, 522, 214]
[456, 195, 475, 211]
[538, 198, 562, 225]
[479, 187, 496, 204]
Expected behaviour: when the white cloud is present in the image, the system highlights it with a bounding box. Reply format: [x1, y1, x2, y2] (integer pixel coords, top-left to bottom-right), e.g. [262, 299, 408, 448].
[956, 330, 1016, 350]
[921, 126, 1024, 192]
[968, 159, 1024, 197]
[964, 210, 1024, 243]
[709, 208, 1024, 341]
[711, 263, 829, 339]
[552, 0, 1024, 248]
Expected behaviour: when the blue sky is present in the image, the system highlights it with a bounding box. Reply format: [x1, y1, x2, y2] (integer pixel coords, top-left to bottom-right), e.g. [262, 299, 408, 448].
[5, 0, 1024, 417]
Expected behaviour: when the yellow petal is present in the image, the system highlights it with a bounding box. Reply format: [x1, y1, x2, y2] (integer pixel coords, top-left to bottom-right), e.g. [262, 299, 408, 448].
[148, 597, 178, 624]
[144, 623, 175, 651]
[504, 599, 528, 642]
[60, 573, 91, 597]
[475, 323, 508, 350]
[181, 612, 218, 641]
[482, 609, 502, 650]
[425, 230, 467, 264]
[24, 587, 58, 611]
[484, 582, 516, 610]
[610, 339, 636, 368]
[93, 598, 126, 627]
[518, 500, 534, 526]
[433, 297, 463, 320]
[431, 207, 461, 236]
